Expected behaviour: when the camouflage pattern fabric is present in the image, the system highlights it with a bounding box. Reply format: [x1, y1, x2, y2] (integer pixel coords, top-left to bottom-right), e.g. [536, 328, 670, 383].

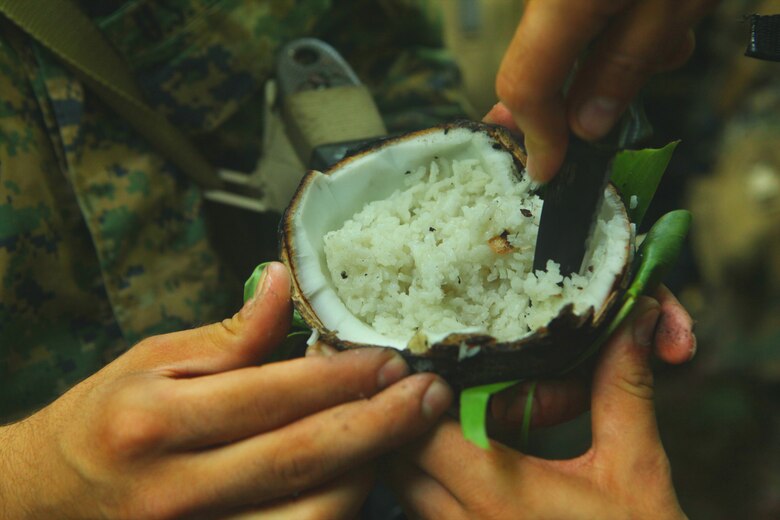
[0, 0, 468, 421]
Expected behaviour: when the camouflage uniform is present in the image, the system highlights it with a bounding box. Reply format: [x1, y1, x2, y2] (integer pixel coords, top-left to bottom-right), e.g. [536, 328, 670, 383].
[0, 0, 467, 421]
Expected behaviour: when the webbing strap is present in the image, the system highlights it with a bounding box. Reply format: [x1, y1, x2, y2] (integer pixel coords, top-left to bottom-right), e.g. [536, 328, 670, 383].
[0, 0, 221, 189]
[746, 14, 780, 62]
[282, 85, 387, 163]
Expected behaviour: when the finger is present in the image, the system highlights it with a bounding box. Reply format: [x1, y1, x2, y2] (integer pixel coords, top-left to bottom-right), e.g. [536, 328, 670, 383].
[227, 465, 375, 520]
[129, 262, 292, 374]
[400, 422, 616, 520]
[657, 29, 696, 72]
[490, 377, 590, 429]
[387, 459, 466, 520]
[170, 348, 411, 447]
[400, 422, 617, 519]
[567, 0, 705, 140]
[652, 285, 697, 364]
[190, 373, 453, 508]
[496, 0, 632, 182]
[305, 341, 338, 357]
[590, 296, 662, 457]
[489, 289, 694, 434]
[482, 102, 522, 134]
[399, 418, 527, 506]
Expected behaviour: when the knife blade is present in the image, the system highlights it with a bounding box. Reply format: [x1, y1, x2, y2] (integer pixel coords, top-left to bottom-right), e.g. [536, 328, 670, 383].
[532, 135, 615, 276]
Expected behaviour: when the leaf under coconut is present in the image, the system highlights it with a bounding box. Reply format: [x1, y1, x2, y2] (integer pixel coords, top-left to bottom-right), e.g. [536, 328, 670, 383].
[460, 381, 518, 449]
[460, 142, 688, 450]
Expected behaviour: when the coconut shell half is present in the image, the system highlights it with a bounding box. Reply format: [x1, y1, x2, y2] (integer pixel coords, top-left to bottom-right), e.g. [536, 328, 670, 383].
[280, 121, 632, 388]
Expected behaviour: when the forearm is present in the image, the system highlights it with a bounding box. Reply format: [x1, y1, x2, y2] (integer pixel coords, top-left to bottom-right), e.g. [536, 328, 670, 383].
[0, 415, 66, 519]
[1, 420, 35, 518]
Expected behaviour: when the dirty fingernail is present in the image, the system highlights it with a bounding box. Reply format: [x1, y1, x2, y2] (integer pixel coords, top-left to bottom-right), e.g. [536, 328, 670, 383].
[241, 264, 272, 317]
[377, 354, 410, 389]
[577, 97, 619, 138]
[523, 137, 554, 184]
[256, 267, 272, 298]
[422, 379, 453, 420]
[525, 153, 541, 182]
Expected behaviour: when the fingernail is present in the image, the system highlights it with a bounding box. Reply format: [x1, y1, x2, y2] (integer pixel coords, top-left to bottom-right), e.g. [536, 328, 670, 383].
[255, 266, 273, 299]
[377, 354, 409, 390]
[241, 265, 271, 317]
[524, 137, 553, 184]
[577, 97, 619, 137]
[689, 334, 698, 360]
[422, 379, 452, 420]
[525, 153, 541, 183]
[482, 104, 499, 124]
[634, 304, 661, 347]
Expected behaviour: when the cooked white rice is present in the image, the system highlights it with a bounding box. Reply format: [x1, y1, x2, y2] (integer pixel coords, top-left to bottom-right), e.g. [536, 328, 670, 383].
[322, 157, 628, 344]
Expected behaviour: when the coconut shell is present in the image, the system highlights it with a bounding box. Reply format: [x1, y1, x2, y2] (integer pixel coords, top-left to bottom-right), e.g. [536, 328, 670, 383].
[280, 121, 632, 388]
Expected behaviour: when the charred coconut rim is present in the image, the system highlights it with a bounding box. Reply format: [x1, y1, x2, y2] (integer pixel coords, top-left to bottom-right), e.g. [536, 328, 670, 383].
[281, 121, 633, 387]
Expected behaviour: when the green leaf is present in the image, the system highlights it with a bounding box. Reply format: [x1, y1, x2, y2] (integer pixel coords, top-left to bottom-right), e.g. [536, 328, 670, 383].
[291, 310, 308, 331]
[243, 262, 272, 303]
[245, 263, 310, 334]
[460, 381, 519, 449]
[628, 209, 692, 299]
[265, 330, 308, 363]
[586, 212, 692, 354]
[564, 209, 693, 372]
[521, 381, 537, 451]
[595, 210, 692, 342]
[458, 210, 691, 451]
[610, 141, 679, 225]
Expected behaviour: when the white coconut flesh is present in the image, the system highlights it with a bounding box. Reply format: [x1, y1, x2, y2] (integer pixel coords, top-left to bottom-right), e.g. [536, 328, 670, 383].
[286, 127, 632, 351]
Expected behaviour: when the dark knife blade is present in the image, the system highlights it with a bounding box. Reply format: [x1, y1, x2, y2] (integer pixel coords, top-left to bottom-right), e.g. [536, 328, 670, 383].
[532, 135, 614, 276]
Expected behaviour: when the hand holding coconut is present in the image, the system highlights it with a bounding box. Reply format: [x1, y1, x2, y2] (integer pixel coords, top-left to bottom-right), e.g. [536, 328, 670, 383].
[490, 284, 695, 428]
[489, 0, 714, 182]
[0, 263, 452, 519]
[389, 297, 687, 519]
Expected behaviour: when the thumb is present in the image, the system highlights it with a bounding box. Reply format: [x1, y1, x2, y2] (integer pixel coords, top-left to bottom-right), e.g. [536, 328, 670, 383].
[590, 296, 662, 457]
[131, 262, 292, 373]
[483, 102, 522, 133]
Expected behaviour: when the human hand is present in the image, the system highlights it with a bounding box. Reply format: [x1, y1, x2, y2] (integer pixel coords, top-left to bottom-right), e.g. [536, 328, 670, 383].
[0, 262, 453, 519]
[487, 0, 715, 182]
[489, 284, 695, 431]
[389, 296, 687, 519]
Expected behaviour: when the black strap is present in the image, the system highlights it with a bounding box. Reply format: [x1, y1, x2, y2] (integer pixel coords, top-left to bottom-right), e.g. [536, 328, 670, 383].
[745, 14, 780, 62]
